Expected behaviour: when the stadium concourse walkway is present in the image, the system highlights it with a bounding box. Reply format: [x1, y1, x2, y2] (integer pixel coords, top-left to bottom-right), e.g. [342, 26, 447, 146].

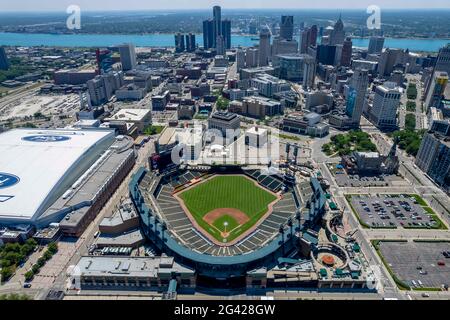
[147, 170, 299, 258]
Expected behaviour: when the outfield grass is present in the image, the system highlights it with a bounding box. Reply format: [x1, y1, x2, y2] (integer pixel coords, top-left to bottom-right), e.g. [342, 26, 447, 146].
[179, 175, 277, 242]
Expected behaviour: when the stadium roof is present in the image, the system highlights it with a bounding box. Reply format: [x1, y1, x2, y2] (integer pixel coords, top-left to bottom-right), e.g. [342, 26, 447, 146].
[0, 129, 115, 224]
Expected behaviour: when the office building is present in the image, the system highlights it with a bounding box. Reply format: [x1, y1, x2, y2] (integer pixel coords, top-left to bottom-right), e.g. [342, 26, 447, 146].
[213, 6, 222, 48]
[378, 48, 404, 77]
[366, 82, 401, 130]
[425, 71, 448, 109]
[118, 43, 137, 71]
[242, 96, 283, 118]
[175, 33, 186, 53]
[273, 54, 316, 88]
[340, 37, 352, 67]
[329, 16, 345, 46]
[416, 131, 450, 191]
[0, 47, 10, 70]
[152, 90, 171, 111]
[282, 113, 329, 138]
[434, 43, 450, 75]
[54, 69, 97, 85]
[368, 36, 385, 54]
[222, 20, 232, 50]
[346, 68, 369, 127]
[249, 73, 291, 98]
[245, 48, 259, 68]
[87, 71, 124, 106]
[186, 33, 196, 52]
[203, 20, 214, 49]
[259, 27, 271, 67]
[104, 109, 152, 133]
[280, 16, 294, 41]
[316, 45, 337, 66]
[208, 112, 241, 142]
[272, 38, 298, 56]
[236, 49, 246, 70]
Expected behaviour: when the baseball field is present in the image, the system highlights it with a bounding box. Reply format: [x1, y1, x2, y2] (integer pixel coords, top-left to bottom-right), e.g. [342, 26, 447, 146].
[178, 175, 278, 243]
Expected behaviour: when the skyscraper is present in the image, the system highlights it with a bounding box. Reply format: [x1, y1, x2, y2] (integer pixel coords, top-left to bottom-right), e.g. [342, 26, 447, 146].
[309, 25, 318, 47]
[213, 6, 222, 48]
[425, 71, 449, 109]
[259, 27, 271, 67]
[368, 36, 385, 54]
[434, 43, 450, 75]
[221, 20, 232, 50]
[280, 16, 294, 41]
[186, 33, 196, 52]
[340, 37, 352, 67]
[203, 20, 214, 49]
[346, 68, 369, 127]
[0, 47, 9, 70]
[329, 16, 345, 46]
[300, 28, 311, 54]
[175, 33, 186, 53]
[117, 43, 137, 71]
[368, 82, 401, 129]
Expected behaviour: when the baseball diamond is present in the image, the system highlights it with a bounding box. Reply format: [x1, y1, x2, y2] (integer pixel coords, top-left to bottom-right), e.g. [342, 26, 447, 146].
[176, 175, 279, 243]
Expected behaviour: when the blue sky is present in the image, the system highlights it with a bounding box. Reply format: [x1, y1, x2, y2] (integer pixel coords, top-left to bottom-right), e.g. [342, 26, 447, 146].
[0, 0, 449, 11]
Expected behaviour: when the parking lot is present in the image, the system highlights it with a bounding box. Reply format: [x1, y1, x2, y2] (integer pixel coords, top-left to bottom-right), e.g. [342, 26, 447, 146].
[329, 164, 406, 187]
[348, 194, 437, 229]
[378, 241, 450, 289]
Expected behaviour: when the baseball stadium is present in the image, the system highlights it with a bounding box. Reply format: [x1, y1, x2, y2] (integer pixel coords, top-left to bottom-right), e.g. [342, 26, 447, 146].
[129, 164, 327, 284]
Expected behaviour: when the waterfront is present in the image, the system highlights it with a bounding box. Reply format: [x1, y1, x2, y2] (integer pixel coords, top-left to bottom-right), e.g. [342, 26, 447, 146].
[0, 32, 448, 52]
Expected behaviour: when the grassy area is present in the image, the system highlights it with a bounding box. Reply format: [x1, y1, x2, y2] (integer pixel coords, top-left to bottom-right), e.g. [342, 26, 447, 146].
[143, 125, 165, 136]
[0, 293, 31, 300]
[216, 95, 230, 111]
[212, 215, 239, 233]
[278, 133, 301, 141]
[390, 130, 425, 156]
[322, 130, 377, 156]
[406, 100, 416, 112]
[407, 83, 418, 100]
[24, 242, 58, 282]
[179, 176, 277, 242]
[405, 114, 416, 131]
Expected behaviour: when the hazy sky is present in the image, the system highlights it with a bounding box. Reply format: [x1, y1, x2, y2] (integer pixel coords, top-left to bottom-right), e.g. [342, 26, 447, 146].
[0, 0, 449, 11]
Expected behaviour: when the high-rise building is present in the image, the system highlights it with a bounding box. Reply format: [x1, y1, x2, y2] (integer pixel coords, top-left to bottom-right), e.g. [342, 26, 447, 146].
[367, 82, 401, 129]
[309, 25, 318, 47]
[259, 27, 271, 67]
[87, 71, 124, 106]
[118, 43, 137, 71]
[329, 16, 345, 46]
[236, 49, 246, 70]
[340, 37, 352, 67]
[272, 38, 298, 56]
[280, 16, 294, 41]
[316, 44, 337, 65]
[273, 54, 316, 88]
[186, 33, 196, 52]
[368, 36, 385, 54]
[203, 20, 214, 49]
[245, 48, 259, 68]
[416, 131, 450, 191]
[378, 48, 404, 77]
[96, 48, 114, 74]
[300, 28, 311, 54]
[346, 68, 369, 127]
[175, 33, 186, 53]
[0, 47, 9, 70]
[434, 43, 450, 75]
[216, 35, 226, 56]
[221, 20, 232, 50]
[213, 6, 222, 48]
[425, 71, 449, 109]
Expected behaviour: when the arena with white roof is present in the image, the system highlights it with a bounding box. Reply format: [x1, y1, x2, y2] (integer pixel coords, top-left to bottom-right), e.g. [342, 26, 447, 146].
[0, 128, 116, 225]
